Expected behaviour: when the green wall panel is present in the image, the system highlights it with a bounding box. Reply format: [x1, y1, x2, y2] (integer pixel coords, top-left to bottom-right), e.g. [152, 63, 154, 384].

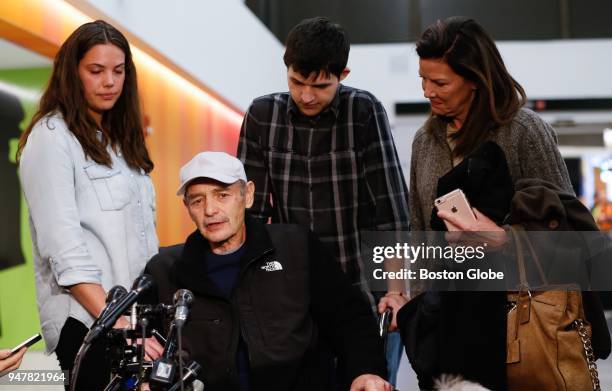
[0, 66, 51, 352]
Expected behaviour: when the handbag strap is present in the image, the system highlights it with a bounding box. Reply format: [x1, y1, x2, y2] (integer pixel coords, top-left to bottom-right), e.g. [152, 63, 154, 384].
[511, 225, 530, 290]
[518, 228, 549, 286]
[509, 225, 550, 335]
[574, 319, 601, 391]
[511, 225, 549, 288]
[509, 225, 530, 337]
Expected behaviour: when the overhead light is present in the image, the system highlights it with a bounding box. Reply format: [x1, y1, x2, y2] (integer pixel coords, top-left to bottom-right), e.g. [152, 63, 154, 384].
[604, 128, 612, 148]
[601, 170, 612, 184]
[0, 80, 41, 101]
[552, 118, 576, 127]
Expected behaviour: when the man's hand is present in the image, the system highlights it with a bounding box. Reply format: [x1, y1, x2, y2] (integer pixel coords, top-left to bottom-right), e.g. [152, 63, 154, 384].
[350, 374, 393, 391]
[137, 337, 164, 361]
[114, 318, 164, 361]
[0, 347, 26, 374]
[378, 293, 408, 332]
[114, 316, 131, 330]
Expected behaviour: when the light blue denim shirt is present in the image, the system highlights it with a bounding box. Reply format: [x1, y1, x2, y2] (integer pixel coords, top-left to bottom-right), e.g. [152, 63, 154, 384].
[19, 113, 159, 353]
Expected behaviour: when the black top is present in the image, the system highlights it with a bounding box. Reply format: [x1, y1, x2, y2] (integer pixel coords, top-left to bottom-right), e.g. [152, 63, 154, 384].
[203, 245, 250, 391]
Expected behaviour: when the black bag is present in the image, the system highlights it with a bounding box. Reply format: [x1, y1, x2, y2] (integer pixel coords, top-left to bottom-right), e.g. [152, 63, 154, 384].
[402, 141, 513, 390]
[396, 291, 441, 389]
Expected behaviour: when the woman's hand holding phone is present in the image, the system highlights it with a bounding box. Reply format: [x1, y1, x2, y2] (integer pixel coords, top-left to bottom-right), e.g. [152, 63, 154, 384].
[0, 347, 27, 375]
[435, 189, 507, 249]
[437, 207, 508, 249]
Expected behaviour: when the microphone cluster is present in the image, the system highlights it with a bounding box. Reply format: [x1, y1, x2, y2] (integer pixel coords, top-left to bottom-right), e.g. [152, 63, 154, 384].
[72, 275, 202, 391]
[84, 275, 154, 344]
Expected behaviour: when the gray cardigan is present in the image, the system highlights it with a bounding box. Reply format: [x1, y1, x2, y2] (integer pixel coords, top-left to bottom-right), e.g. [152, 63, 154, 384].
[409, 108, 573, 230]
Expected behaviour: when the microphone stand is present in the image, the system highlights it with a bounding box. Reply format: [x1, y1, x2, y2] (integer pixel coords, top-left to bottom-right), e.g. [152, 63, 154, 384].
[70, 342, 91, 391]
[135, 315, 148, 388]
[103, 374, 122, 391]
[72, 286, 128, 391]
[177, 326, 184, 391]
[167, 361, 202, 391]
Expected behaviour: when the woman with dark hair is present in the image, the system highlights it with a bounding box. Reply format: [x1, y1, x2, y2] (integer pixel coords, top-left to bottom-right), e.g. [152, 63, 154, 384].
[379, 16, 574, 389]
[18, 20, 162, 389]
[409, 16, 572, 231]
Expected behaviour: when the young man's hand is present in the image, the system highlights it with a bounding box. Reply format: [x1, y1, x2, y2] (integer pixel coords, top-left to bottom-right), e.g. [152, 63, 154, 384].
[350, 374, 393, 391]
[377, 293, 409, 332]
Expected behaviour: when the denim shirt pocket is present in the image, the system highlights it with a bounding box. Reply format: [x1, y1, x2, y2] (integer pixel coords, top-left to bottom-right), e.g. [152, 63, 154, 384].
[84, 163, 131, 211]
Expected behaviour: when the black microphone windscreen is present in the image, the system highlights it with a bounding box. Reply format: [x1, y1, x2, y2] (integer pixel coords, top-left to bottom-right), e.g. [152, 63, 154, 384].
[173, 289, 194, 306]
[132, 274, 155, 292]
[105, 285, 128, 304]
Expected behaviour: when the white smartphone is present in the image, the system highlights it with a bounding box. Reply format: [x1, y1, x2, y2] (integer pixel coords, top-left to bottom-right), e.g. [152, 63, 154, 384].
[9, 333, 42, 356]
[434, 189, 477, 231]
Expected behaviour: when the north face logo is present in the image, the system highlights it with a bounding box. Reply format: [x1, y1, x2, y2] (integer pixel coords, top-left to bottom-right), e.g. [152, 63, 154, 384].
[261, 260, 283, 272]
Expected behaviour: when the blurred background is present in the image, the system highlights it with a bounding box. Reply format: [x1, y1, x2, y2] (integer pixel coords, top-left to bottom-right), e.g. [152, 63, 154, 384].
[0, 1, 611, 389]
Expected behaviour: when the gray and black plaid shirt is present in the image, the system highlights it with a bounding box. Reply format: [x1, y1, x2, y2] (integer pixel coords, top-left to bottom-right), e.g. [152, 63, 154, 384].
[238, 84, 409, 284]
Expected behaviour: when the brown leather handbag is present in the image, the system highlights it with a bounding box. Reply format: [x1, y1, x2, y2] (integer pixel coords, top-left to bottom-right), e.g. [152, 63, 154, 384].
[506, 226, 600, 391]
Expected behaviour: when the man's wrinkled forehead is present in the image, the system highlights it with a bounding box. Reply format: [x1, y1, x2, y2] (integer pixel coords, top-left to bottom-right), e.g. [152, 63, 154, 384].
[184, 178, 239, 198]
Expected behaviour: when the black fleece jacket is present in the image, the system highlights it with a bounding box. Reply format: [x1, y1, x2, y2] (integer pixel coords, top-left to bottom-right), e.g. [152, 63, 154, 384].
[144, 217, 386, 391]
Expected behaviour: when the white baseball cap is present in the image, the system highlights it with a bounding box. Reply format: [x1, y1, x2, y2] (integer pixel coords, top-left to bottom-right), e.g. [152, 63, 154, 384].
[177, 151, 247, 196]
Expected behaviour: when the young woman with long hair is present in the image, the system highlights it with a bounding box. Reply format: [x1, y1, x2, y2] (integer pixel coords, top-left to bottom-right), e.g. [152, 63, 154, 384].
[18, 20, 162, 389]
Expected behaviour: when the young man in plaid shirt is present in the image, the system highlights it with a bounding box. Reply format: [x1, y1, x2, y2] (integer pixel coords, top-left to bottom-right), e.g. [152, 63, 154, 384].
[237, 17, 409, 385]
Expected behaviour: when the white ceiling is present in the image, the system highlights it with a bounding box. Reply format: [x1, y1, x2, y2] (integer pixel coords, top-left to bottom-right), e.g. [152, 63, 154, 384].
[0, 38, 51, 69]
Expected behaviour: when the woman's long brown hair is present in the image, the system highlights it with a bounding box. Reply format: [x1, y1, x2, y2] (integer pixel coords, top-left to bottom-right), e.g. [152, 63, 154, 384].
[416, 16, 527, 158]
[17, 20, 153, 173]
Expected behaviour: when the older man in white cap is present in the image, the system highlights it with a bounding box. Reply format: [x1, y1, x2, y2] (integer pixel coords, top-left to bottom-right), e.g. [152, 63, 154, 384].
[144, 152, 390, 391]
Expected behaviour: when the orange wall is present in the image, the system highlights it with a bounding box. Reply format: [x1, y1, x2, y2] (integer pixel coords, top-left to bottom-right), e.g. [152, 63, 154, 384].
[0, 0, 244, 245]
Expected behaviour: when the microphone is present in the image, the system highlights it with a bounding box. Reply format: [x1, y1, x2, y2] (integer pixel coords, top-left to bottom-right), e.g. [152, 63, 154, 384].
[84, 275, 154, 344]
[173, 289, 194, 329]
[97, 285, 128, 324]
[167, 361, 202, 391]
[160, 290, 194, 363]
[150, 290, 194, 386]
